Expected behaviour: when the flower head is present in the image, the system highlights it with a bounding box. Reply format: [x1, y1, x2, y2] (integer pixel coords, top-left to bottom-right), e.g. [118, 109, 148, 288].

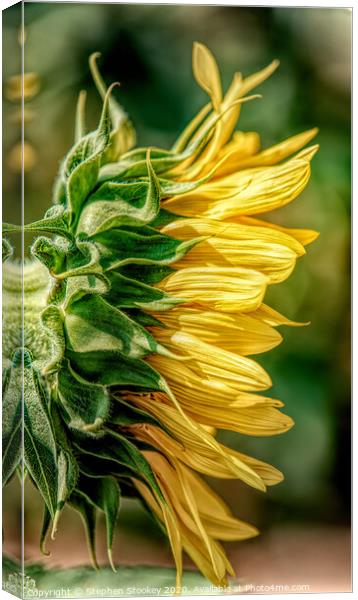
[2, 42, 318, 588]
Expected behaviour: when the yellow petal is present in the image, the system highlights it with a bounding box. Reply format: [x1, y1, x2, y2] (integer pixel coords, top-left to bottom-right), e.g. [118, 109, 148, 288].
[183, 95, 261, 179]
[228, 448, 284, 486]
[233, 215, 320, 246]
[183, 468, 258, 540]
[218, 129, 261, 157]
[184, 58, 278, 176]
[133, 479, 183, 591]
[157, 266, 268, 313]
[238, 60, 280, 97]
[162, 217, 305, 283]
[172, 102, 211, 154]
[134, 454, 248, 586]
[202, 130, 260, 178]
[253, 303, 308, 327]
[202, 60, 279, 158]
[162, 216, 304, 254]
[215, 128, 318, 176]
[187, 402, 294, 436]
[129, 419, 266, 490]
[163, 157, 312, 219]
[151, 306, 282, 355]
[193, 42, 222, 111]
[150, 330, 272, 391]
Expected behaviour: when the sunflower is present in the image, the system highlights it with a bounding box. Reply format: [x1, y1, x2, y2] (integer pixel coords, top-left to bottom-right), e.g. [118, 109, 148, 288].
[2, 42, 318, 590]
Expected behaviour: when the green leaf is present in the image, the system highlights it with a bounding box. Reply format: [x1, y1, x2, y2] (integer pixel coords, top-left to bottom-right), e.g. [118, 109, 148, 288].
[64, 293, 167, 358]
[2, 359, 22, 485]
[69, 490, 98, 569]
[57, 361, 110, 433]
[23, 354, 58, 517]
[76, 153, 161, 236]
[76, 474, 120, 570]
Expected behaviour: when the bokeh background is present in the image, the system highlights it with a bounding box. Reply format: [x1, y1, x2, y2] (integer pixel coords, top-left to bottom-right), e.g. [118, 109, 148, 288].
[3, 3, 351, 593]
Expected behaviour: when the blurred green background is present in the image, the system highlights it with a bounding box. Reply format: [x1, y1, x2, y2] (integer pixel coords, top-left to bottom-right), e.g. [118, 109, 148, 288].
[3, 1, 351, 577]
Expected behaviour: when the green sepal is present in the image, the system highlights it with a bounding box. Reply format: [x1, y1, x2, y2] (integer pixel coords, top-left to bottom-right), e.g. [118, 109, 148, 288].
[54, 240, 106, 284]
[52, 171, 67, 206]
[74, 89, 87, 144]
[57, 361, 110, 433]
[76, 430, 164, 502]
[89, 52, 136, 163]
[123, 309, 165, 329]
[171, 101, 211, 153]
[40, 504, 52, 556]
[76, 473, 120, 570]
[63, 274, 111, 308]
[2, 360, 22, 486]
[52, 449, 79, 539]
[56, 449, 78, 512]
[62, 84, 115, 221]
[76, 450, 142, 485]
[118, 264, 174, 285]
[66, 348, 168, 393]
[4, 206, 73, 240]
[91, 227, 201, 271]
[110, 396, 163, 429]
[64, 293, 170, 358]
[105, 271, 181, 312]
[98, 104, 225, 180]
[105, 430, 164, 501]
[99, 147, 173, 180]
[44, 400, 80, 536]
[23, 352, 58, 517]
[39, 305, 66, 373]
[31, 236, 70, 276]
[69, 490, 99, 569]
[159, 161, 222, 196]
[149, 208, 186, 228]
[76, 153, 161, 236]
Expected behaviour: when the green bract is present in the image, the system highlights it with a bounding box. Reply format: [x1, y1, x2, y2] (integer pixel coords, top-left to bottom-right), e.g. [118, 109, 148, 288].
[2, 58, 221, 568]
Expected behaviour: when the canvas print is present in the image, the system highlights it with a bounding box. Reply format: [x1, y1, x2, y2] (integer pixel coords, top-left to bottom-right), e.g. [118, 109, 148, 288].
[2, 2, 351, 598]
